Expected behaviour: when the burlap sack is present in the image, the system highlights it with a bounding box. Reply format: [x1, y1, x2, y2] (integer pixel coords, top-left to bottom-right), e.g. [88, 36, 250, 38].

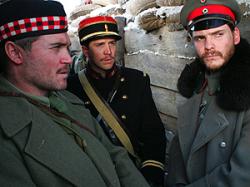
[136, 6, 182, 31]
[163, 7, 181, 23]
[92, 0, 118, 6]
[90, 6, 125, 16]
[70, 4, 102, 20]
[167, 23, 184, 32]
[136, 10, 166, 31]
[156, 0, 184, 6]
[125, 0, 157, 16]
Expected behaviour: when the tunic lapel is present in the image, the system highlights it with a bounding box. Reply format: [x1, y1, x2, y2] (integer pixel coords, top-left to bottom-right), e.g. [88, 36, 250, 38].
[0, 97, 104, 186]
[177, 94, 202, 161]
[190, 98, 229, 154]
[178, 95, 229, 160]
[24, 109, 107, 187]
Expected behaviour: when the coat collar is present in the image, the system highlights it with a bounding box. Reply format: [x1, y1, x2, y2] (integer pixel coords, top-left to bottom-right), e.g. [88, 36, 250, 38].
[0, 76, 33, 137]
[177, 94, 201, 160]
[0, 75, 83, 137]
[178, 38, 250, 111]
[0, 96, 32, 137]
[86, 63, 118, 79]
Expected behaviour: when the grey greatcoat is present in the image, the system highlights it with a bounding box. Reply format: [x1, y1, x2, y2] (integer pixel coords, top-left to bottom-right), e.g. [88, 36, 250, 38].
[0, 76, 150, 187]
[166, 38, 250, 187]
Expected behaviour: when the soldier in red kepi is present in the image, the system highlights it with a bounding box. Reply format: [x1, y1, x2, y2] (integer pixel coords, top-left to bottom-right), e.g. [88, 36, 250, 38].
[67, 16, 166, 187]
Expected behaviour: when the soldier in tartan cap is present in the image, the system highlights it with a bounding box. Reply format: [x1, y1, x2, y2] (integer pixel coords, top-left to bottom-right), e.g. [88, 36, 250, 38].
[0, 1, 150, 186]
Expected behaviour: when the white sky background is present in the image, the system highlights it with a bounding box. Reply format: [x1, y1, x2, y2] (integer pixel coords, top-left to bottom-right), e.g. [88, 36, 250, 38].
[56, 0, 82, 16]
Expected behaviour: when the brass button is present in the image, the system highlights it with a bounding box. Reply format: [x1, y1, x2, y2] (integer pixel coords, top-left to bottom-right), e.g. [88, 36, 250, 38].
[122, 95, 128, 100]
[121, 114, 127, 120]
[120, 77, 125, 82]
[220, 141, 226, 148]
[84, 101, 90, 105]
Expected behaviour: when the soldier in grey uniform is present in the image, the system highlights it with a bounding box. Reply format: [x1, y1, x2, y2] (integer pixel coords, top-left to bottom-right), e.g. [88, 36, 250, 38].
[166, 0, 250, 186]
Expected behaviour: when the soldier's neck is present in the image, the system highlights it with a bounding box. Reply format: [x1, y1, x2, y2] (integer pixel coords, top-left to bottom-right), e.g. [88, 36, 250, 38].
[88, 63, 116, 79]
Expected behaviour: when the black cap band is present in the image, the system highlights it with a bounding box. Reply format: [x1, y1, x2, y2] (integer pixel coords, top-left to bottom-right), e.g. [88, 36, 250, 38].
[188, 14, 235, 31]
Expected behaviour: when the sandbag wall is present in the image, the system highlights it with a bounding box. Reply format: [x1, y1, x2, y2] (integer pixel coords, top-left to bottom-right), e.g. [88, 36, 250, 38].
[69, 0, 250, 131]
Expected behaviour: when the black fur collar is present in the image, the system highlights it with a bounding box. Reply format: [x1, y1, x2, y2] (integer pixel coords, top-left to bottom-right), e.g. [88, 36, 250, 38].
[177, 38, 250, 111]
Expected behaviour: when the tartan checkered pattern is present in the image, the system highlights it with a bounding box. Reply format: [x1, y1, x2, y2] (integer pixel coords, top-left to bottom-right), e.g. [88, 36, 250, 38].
[0, 16, 67, 42]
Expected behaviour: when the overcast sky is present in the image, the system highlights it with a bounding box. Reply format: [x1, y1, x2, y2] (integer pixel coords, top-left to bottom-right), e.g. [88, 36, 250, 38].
[56, 0, 81, 16]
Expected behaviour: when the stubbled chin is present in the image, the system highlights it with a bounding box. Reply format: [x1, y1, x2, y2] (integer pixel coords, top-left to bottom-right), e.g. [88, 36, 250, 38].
[205, 62, 224, 71]
[56, 75, 68, 87]
[102, 64, 113, 70]
[204, 57, 224, 70]
[58, 73, 69, 79]
[56, 81, 67, 90]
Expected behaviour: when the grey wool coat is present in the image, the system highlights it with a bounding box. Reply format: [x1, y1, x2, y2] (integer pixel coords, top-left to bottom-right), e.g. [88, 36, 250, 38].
[166, 38, 250, 187]
[0, 76, 150, 187]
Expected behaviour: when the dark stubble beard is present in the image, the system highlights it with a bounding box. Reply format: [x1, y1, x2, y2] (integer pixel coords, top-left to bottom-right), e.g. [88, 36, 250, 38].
[201, 44, 235, 73]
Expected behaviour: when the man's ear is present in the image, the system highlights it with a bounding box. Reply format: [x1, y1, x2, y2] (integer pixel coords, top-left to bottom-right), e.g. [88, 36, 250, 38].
[82, 45, 89, 58]
[233, 27, 241, 45]
[5, 41, 24, 65]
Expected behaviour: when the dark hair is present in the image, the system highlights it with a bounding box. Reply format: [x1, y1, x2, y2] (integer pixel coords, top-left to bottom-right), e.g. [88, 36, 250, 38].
[14, 36, 39, 51]
[227, 23, 236, 31]
[0, 43, 8, 74]
[0, 36, 39, 74]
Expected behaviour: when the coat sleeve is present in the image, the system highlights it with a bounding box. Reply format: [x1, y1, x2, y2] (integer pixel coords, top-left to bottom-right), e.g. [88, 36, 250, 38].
[138, 74, 166, 185]
[0, 131, 36, 187]
[90, 117, 151, 187]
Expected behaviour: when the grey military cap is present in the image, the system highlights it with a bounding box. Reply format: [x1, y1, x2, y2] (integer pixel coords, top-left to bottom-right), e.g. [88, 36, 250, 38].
[180, 0, 241, 31]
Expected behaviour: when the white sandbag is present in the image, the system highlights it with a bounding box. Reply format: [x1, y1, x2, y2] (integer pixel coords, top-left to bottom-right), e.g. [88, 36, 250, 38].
[156, 0, 184, 6]
[92, 0, 118, 6]
[125, 0, 157, 16]
[118, 0, 130, 6]
[70, 4, 102, 20]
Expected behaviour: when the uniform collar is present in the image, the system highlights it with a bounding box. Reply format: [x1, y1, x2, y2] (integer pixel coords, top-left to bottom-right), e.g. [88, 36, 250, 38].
[0, 76, 33, 137]
[177, 38, 250, 111]
[86, 63, 117, 79]
[0, 75, 67, 136]
[205, 71, 220, 95]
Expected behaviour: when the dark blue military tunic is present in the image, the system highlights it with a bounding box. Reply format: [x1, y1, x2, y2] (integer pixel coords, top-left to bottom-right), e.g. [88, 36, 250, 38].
[67, 65, 166, 186]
